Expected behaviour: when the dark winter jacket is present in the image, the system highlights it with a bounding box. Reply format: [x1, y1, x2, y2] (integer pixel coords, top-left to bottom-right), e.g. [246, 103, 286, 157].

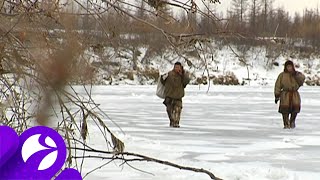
[161, 70, 190, 100]
[274, 71, 305, 113]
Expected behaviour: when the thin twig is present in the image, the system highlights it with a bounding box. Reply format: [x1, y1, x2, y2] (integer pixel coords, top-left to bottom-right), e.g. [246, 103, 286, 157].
[69, 147, 223, 180]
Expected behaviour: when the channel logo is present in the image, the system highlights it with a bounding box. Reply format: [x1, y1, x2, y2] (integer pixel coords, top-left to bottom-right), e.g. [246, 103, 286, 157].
[0, 126, 82, 179]
[21, 134, 58, 171]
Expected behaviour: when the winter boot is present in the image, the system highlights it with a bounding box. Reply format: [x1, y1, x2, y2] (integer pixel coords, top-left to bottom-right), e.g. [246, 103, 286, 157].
[173, 124, 180, 128]
[290, 113, 297, 129]
[166, 104, 174, 127]
[169, 120, 174, 127]
[172, 105, 182, 128]
[282, 113, 290, 129]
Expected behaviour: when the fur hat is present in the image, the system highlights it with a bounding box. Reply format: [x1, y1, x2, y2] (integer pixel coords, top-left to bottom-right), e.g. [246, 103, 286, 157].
[284, 60, 295, 72]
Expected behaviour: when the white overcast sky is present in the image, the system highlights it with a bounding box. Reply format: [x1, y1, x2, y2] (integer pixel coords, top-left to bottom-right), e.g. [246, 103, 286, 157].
[170, 0, 320, 16]
[216, 0, 318, 15]
[274, 0, 319, 14]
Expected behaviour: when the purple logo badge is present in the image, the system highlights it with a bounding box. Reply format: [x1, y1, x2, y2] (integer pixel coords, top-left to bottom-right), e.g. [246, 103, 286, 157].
[0, 125, 82, 179]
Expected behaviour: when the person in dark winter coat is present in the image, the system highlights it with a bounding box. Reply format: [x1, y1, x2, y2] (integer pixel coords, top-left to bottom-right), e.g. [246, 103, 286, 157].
[274, 60, 305, 129]
[160, 62, 190, 128]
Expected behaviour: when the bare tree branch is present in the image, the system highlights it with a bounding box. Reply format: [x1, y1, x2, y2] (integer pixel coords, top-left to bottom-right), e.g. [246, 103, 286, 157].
[70, 147, 223, 180]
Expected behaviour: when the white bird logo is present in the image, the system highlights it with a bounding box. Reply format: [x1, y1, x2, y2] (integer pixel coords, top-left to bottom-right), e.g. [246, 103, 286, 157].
[21, 134, 58, 170]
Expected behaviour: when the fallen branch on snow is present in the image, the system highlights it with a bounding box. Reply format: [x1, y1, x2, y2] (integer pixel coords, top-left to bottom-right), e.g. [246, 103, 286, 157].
[69, 146, 223, 180]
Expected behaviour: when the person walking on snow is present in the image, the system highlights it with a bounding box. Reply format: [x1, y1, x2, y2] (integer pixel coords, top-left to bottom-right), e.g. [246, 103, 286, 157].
[161, 62, 190, 128]
[274, 60, 305, 129]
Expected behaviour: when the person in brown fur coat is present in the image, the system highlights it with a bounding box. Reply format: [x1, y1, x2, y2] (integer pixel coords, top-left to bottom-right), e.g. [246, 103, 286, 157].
[274, 60, 305, 129]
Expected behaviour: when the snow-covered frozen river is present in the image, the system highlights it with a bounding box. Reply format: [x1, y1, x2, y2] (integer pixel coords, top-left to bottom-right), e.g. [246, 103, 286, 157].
[80, 85, 320, 180]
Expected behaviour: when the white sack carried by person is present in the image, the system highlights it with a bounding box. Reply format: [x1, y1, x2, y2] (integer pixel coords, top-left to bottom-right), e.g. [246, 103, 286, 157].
[156, 73, 168, 99]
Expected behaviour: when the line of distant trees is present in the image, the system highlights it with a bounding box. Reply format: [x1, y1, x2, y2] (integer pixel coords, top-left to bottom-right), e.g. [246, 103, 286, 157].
[2, 0, 319, 49]
[226, 0, 320, 46]
[75, 0, 320, 48]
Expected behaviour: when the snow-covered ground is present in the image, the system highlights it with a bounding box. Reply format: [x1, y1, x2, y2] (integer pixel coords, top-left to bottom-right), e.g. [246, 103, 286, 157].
[77, 85, 320, 180]
[91, 44, 320, 86]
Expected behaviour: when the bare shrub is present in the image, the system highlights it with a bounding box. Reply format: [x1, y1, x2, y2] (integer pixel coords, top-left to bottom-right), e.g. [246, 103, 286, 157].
[195, 76, 208, 85]
[142, 67, 159, 81]
[211, 72, 240, 85]
[305, 75, 320, 86]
